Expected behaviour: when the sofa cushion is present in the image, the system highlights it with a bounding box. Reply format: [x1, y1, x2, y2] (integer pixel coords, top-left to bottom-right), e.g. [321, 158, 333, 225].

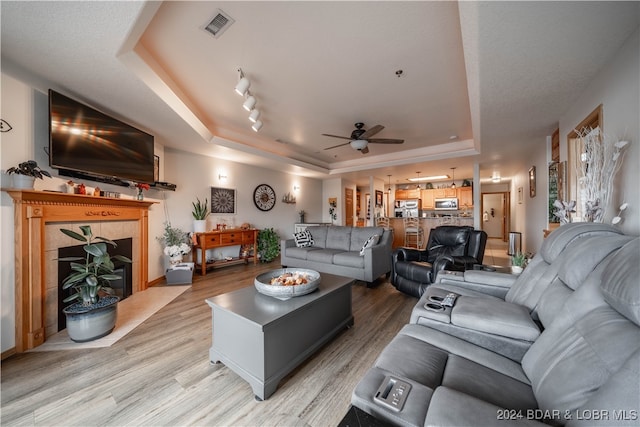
[306, 226, 328, 249]
[333, 251, 365, 268]
[425, 226, 470, 263]
[350, 226, 384, 252]
[539, 222, 622, 264]
[293, 229, 314, 248]
[359, 234, 379, 256]
[284, 246, 320, 260]
[307, 248, 345, 263]
[599, 238, 640, 326]
[326, 226, 352, 251]
[451, 297, 541, 342]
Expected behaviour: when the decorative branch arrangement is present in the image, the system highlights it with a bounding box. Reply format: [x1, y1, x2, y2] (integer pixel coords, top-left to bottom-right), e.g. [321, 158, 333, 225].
[574, 128, 629, 222]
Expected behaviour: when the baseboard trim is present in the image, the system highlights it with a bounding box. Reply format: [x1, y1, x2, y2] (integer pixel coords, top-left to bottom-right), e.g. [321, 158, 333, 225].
[1, 347, 17, 361]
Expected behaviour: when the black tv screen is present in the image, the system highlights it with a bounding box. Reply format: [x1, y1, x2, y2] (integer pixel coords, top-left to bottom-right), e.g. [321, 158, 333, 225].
[49, 89, 155, 184]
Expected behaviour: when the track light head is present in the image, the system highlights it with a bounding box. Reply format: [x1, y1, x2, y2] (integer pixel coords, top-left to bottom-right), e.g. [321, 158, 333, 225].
[234, 77, 250, 96]
[251, 120, 263, 132]
[249, 109, 261, 123]
[242, 95, 256, 111]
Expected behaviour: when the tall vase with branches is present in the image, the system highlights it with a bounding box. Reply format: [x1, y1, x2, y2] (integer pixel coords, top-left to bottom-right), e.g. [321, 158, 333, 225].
[574, 128, 629, 222]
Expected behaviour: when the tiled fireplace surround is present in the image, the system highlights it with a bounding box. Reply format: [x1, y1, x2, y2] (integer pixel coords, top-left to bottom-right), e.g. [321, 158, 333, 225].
[5, 190, 154, 352]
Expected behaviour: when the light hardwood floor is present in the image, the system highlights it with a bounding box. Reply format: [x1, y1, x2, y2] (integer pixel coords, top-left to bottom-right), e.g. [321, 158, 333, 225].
[1, 259, 416, 426]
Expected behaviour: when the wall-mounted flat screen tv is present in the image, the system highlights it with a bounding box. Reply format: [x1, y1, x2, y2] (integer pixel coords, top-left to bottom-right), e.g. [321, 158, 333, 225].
[49, 89, 155, 184]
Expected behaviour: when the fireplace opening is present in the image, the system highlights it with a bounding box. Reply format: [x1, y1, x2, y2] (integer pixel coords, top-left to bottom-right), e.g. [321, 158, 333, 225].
[57, 238, 133, 331]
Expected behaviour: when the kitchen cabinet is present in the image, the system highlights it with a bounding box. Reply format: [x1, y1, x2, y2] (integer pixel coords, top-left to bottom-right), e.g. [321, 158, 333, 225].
[457, 187, 473, 207]
[421, 189, 435, 209]
[434, 188, 457, 198]
[395, 188, 420, 199]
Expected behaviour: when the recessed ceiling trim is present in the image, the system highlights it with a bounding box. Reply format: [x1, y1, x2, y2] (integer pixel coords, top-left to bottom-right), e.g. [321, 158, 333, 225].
[203, 9, 235, 39]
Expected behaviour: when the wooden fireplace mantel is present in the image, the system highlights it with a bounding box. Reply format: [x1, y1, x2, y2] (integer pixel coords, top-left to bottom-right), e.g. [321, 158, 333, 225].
[3, 189, 155, 352]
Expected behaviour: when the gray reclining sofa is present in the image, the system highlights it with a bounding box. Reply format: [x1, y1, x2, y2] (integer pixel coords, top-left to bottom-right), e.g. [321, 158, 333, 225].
[280, 225, 393, 284]
[352, 225, 639, 426]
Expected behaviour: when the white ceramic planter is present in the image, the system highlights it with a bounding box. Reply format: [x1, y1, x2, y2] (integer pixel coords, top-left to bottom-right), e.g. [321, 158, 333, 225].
[12, 174, 35, 189]
[193, 219, 207, 233]
[511, 265, 523, 275]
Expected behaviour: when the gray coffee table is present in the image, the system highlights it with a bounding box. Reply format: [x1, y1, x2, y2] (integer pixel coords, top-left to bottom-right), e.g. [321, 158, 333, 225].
[205, 272, 354, 400]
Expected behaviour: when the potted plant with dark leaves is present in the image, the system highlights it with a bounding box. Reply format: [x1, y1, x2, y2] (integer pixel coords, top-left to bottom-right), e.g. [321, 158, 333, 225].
[6, 160, 51, 189]
[258, 228, 280, 263]
[59, 225, 131, 342]
[192, 197, 209, 233]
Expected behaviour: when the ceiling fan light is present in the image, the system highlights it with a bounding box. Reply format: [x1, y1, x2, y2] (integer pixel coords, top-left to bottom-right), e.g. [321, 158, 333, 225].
[350, 139, 368, 151]
[251, 120, 263, 132]
[242, 95, 256, 111]
[234, 77, 250, 96]
[249, 109, 261, 123]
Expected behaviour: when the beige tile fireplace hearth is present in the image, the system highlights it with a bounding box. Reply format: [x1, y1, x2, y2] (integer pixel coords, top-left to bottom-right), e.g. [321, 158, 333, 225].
[4, 190, 155, 352]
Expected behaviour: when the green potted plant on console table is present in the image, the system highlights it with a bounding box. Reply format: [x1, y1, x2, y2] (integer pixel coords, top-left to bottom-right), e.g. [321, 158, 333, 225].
[59, 225, 132, 342]
[192, 197, 209, 233]
[6, 160, 51, 189]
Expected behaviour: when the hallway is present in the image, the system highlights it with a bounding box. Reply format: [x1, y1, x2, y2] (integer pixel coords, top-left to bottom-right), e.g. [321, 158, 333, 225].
[483, 238, 511, 268]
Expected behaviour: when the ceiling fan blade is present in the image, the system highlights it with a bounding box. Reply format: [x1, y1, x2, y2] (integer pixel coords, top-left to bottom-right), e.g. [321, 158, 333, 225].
[360, 146, 370, 155]
[321, 133, 351, 140]
[359, 124, 384, 140]
[324, 141, 351, 150]
[368, 138, 404, 144]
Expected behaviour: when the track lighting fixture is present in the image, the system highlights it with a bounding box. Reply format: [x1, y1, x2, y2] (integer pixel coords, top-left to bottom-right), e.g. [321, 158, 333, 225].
[249, 109, 261, 123]
[450, 167, 457, 188]
[234, 69, 250, 96]
[242, 95, 256, 111]
[251, 120, 263, 132]
[235, 68, 264, 131]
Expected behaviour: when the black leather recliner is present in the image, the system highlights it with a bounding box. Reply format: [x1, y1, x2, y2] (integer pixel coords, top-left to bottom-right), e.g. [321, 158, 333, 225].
[391, 225, 488, 297]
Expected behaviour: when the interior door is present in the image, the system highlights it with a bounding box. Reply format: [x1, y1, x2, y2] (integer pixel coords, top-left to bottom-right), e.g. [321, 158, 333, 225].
[482, 192, 507, 240]
[345, 188, 354, 226]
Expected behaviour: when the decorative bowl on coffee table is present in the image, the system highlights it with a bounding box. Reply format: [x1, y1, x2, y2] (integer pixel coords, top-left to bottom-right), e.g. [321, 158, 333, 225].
[254, 268, 321, 300]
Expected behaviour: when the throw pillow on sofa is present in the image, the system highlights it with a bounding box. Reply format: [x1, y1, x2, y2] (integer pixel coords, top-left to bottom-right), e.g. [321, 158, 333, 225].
[360, 234, 379, 256]
[294, 229, 314, 248]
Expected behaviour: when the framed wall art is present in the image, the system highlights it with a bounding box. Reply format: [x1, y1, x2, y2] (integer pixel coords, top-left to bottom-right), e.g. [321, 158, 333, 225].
[210, 187, 236, 214]
[375, 190, 383, 207]
[529, 166, 537, 198]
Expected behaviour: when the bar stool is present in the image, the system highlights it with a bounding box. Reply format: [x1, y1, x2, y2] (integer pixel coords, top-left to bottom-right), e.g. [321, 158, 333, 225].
[403, 217, 424, 249]
[375, 217, 390, 228]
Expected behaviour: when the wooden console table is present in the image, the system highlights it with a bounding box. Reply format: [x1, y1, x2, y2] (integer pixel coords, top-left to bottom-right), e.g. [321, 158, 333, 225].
[192, 229, 259, 275]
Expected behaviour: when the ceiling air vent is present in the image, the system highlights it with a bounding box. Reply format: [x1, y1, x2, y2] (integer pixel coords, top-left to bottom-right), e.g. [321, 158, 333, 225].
[203, 9, 235, 39]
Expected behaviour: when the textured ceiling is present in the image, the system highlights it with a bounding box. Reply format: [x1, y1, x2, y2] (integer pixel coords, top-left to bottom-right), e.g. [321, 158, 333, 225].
[2, 1, 638, 186]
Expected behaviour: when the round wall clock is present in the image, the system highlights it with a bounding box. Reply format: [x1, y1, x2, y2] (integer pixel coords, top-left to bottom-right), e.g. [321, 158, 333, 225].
[253, 184, 276, 211]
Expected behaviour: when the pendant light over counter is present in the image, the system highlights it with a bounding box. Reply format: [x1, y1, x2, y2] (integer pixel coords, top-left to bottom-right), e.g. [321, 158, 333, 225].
[450, 167, 457, 188]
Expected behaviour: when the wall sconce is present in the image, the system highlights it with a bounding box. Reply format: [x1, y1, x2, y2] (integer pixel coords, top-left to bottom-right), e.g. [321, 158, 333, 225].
[218, 174, 228, 183]
[492, 171, 501, 183]
[293, 185, 300, 192]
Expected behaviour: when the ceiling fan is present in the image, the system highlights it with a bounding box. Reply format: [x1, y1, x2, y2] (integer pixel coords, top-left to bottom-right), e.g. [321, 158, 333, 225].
[322, 122, 404, 154]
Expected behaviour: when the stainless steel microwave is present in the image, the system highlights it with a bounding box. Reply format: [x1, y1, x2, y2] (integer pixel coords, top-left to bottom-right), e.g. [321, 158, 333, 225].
[434, 198, 458, 210]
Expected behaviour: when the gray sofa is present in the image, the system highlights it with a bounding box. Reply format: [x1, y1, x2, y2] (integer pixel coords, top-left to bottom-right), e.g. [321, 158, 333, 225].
[352, 224, 640, 426]
[280, 225, 393, 284]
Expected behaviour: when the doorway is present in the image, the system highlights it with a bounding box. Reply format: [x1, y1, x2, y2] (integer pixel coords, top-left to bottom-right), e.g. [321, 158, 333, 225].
[481, 192, 509, 241]
[345, 188, 354, 226]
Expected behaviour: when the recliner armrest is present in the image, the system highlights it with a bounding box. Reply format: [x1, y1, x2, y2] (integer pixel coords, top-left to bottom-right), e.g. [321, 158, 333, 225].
[393, 247, 425, 263]
[435, 269, 517, 299]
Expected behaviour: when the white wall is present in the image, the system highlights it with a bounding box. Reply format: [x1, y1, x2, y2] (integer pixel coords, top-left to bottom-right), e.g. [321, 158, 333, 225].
[161, 148, 323, 243]
[559, 28, 639, 235]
